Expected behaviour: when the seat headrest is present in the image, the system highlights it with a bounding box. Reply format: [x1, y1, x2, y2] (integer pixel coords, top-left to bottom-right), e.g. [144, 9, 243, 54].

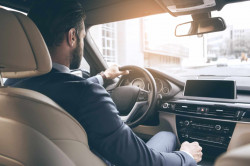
[0, 8, 52, 78]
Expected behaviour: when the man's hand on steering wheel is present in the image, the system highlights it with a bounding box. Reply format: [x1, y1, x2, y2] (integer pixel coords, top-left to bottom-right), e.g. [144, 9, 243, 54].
[102, 64, 129, 79]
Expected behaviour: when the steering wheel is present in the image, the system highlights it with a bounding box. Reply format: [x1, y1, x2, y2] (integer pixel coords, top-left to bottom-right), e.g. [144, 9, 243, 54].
[110, 65, 157, 128]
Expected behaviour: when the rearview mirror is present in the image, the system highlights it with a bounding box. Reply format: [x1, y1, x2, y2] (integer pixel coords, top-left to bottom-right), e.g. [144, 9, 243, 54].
[175, 17, 226, 37]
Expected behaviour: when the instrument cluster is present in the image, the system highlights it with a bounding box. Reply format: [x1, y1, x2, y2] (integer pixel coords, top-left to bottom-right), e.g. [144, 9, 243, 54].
[120, 76, 171, 95]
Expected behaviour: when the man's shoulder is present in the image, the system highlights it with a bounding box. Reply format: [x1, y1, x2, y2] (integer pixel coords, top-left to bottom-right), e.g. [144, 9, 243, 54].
[46, 70, 105, 94]
[5, 69, 92, 88]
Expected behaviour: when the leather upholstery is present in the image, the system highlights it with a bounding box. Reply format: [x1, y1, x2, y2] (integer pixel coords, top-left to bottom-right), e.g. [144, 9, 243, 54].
[0, 8, 51, 78]
[215, 144, 250, 166]
[0, 9, 106, 166]
[227, 123, 250, 150]
[0, 87, 106, 166]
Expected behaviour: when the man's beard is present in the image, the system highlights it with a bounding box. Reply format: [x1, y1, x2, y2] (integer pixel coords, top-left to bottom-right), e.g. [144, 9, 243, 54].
[70, 41, 83, 69]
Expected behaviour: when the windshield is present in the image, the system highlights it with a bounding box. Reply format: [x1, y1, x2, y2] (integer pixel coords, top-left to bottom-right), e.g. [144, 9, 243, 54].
[89, 1, 250, 78]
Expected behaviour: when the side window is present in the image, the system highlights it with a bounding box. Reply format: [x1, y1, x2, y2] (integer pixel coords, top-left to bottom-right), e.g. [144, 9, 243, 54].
[90, 23, 117, 66]
[80, 57, 90, 73]
[101, 23, 117, 63]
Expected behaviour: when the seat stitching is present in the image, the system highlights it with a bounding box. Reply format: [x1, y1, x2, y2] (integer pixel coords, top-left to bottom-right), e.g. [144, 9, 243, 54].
[0, 153, 24, 166]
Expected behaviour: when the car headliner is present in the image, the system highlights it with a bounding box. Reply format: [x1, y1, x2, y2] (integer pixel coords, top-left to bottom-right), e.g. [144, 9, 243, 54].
[0, 0, 248, 26]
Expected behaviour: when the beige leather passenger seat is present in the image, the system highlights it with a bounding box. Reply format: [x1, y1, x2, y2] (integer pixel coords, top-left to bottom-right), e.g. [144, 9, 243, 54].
[0, 8, 106, 166]
[215, 144, 250, 166]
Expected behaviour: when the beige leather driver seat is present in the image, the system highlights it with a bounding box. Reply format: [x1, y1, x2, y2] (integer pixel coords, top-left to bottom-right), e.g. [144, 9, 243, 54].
[0, 8, 106, 166]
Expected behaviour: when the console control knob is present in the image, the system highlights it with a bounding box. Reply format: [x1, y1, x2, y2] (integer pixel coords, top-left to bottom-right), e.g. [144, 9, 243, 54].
[184, 120, 190, 126]
[162, 103, 169, 109]
[185, 134, 189, 138]
[215, 125, 222, 131]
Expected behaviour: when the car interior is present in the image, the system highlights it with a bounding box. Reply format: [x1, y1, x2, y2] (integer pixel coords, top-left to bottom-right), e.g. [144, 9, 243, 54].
[0, 0, 250, 166]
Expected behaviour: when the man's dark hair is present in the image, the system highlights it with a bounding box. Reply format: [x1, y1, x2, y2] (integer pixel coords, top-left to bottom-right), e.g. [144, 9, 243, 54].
[28, 0, 86, 48]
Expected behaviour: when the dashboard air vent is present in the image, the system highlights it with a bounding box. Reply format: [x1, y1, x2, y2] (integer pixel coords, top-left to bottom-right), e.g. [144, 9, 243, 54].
[171, 103, 237, 119]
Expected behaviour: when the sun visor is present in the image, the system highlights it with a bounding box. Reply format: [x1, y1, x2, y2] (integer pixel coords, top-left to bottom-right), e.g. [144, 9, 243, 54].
[156, 0, 220, 16]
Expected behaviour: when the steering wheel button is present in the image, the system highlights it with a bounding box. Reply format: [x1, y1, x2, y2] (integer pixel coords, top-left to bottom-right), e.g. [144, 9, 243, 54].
[138, 90, 149, 101]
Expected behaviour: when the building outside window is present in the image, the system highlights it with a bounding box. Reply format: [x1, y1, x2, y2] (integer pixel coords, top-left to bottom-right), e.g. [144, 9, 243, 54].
[101, 23, 117, 63]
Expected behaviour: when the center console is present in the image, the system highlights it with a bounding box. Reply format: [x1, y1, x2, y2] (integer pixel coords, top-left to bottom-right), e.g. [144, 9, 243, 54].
[176, 116, 235, 149]
[160, 100, 250, 149]
[158, 79, 250, 164]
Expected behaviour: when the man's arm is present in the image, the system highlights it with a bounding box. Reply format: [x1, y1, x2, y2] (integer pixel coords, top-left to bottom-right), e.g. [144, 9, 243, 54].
[86, 75, 102, 84]
[84, 64, 129, 85]
[77, 81, 197, 166]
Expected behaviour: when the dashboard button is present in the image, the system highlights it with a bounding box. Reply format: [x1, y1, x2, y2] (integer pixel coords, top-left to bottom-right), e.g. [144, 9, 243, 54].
[205, 108, 209, 113]
[162, 103, 169, 109]
[170, 104, 176, 110]
[201, 108, 205, 113]
[215, 125, 222, 131]
[184, 120, 190, 126]
[162, 87, 169, 94]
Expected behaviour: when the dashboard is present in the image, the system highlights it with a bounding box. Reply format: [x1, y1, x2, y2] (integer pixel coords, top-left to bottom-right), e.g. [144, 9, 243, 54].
[119, 75, 172, 96]
[122, 68, 250, 160]
[112, 67, 250, 160]
[150, 72, 250, 160]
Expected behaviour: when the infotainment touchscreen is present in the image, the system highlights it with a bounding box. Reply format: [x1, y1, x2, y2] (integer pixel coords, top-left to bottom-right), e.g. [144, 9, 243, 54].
[184, 80, 236, 99]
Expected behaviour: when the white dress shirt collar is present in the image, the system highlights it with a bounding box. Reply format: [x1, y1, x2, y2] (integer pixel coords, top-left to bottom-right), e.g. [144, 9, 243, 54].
[52, 62, 104, 85]
[52, 63, 71, 73]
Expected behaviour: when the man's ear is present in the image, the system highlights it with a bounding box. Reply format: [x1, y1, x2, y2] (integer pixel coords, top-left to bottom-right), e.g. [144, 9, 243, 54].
[67, 28, 77, 47]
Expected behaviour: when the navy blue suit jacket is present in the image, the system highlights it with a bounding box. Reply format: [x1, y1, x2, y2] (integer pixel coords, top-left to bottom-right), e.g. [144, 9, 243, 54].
[5, 68, 196, 166]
